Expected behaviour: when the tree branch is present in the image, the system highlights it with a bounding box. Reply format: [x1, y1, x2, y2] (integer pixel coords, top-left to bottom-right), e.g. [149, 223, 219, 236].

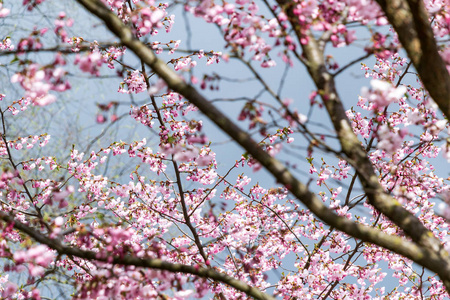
[376, 0, 450, 119]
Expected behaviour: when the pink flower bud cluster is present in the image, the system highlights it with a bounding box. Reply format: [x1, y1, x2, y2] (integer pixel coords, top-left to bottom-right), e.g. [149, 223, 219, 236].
[0, 37, 13, 51]
[132, 6, 167, 37]
[103, 45, 126, 69]
[118, 70, 147, 94]
[54, 12, 73, 43]
[74, 48, 104, 76]
[344, 0, 387, 25]
[186, 0, 278, 67]
[16, 28, 46, 53]
[7, 134, 50, 151]
[360, 80, 407, 110]
[13, 245, 56, 277]
[0, 3, 10, 17]
[11, 63, 70, 106]
[6, 97, 32, 116]
[22, 0, 45, 11]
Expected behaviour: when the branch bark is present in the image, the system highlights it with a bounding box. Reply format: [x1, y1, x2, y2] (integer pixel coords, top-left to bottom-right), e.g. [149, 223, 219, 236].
[376, 0, 450, 119]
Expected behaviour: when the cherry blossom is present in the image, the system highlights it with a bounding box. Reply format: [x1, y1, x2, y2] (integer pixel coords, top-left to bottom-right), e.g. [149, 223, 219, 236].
[74, 48, 104, 75]
[1, 0, 450, 299]
[360, 79, 407, 109]
[0, 3, 10, 17]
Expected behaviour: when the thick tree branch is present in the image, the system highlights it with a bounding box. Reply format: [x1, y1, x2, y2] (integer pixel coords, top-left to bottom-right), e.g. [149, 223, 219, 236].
[74, 0, 450, 289]
[0, 211, 275, 300]
[376, 0, 450, 119]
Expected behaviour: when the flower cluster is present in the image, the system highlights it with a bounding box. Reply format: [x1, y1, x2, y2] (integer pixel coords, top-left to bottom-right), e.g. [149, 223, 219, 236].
[1, 0, 450, 299]
[360, 79, 407, 110]
[13, 245, 56, 277]
[11, 63, 69, 106]
[74, 48, 104, 76]
[118, 70, 147, 94]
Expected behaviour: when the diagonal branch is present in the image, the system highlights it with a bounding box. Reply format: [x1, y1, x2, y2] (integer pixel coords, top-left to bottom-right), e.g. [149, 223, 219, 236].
[74, 0, 450, 289]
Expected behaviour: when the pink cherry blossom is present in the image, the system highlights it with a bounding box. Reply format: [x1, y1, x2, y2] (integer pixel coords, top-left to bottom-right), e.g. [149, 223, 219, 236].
[2, 282, 17, 298]
[1, 0, 450, 299]
[360, 79, 407, 109]
[0, 4, 10, 18]
[75, 48, 104, 75]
